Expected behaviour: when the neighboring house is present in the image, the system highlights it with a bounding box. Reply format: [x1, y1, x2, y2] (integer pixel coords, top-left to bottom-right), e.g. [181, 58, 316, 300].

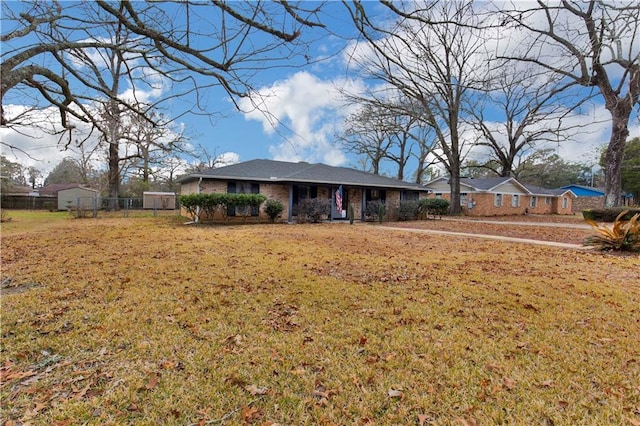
[559, 184, 635, 211]
[0, 185, 55, 209]
[39, 184, 101, 211]
[424, 176, 575, 216]
[177, 159, 431, 222]
[559, 184, 604, 212]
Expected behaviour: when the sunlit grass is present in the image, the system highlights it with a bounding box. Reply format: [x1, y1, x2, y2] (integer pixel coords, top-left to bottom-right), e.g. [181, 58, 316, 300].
[1, 217, 639, 425]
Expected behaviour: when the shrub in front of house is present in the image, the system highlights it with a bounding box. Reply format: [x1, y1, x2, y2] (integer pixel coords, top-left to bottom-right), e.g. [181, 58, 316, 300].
[419, 198, 449, 219]
[398, 200, 420, 221]
[365, 200, 386, 223]
[179, 193, 201, 222]
[582, 208, 640, 222]
[264, 199, 284, 223]
[297, 198, 331, 223]
[179, 193, 266, 222]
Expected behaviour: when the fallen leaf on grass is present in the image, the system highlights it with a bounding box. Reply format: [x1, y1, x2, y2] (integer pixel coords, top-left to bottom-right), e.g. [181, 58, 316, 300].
[245, 384, 268, 395]
[145, 374, 160, 390]
[418, 414, 430, 425]
[241, 405, 263, 423]
[388, 388, 403, 398]
[502, 376, 516, 390]
[0, 368, 37, 384]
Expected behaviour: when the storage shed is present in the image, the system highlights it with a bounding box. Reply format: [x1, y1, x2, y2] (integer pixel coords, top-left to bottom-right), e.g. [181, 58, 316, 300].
[57, 186, 100, 211]
[143, 192, 176, 210]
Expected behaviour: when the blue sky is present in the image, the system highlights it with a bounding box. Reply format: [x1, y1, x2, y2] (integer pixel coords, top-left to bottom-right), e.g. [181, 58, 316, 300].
[1, 1, 636, 182]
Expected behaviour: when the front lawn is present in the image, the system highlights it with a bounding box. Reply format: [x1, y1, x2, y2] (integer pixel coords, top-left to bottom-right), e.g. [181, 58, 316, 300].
[1, 217, 639, 425]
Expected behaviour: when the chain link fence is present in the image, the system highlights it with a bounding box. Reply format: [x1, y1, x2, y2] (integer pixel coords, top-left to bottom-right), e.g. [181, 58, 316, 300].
[73, 197, 179, 218]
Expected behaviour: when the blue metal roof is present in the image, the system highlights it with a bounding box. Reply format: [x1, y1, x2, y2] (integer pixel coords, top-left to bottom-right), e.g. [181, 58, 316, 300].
[559, 185, 604, 197]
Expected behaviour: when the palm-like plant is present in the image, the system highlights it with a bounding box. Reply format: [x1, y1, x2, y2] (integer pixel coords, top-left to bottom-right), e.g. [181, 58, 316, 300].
[584, 210, 640, 252]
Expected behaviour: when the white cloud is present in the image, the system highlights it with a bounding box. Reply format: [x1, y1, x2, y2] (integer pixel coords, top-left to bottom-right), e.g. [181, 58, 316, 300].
[217, 151, 240, 167]
[0, 105, 101, 177]
[239, 71, 364, 166]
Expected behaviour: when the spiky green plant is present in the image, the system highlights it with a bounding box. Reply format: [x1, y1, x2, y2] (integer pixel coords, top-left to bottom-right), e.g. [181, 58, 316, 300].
[584, 210, 640, 252]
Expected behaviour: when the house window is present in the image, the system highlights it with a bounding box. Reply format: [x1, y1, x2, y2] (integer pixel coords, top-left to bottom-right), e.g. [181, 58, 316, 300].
[460, 193, 467, 207]
[292, 185, 318, 216]
[494, 193, 503, 207]
[530, 196, 537, 208]
[511, 194, 519, 207]
[435, 193, 443, 199]
[545, 197, 551, 205]
[366, 189, 386, 202]
[228, 181, 260, 216]
[402, 191, 419, 201]
[562, 197, 568, 209]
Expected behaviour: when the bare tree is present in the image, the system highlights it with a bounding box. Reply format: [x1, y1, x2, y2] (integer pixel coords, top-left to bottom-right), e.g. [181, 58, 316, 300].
[1, 1, 325, 144]
[186, 144, 227, 173]
[122, 108, 186, 186]
[338, 103, 393, 176]
[497, 1, 640, 206]
[345, 0, 489, 214]
[467, 62, 591, 177]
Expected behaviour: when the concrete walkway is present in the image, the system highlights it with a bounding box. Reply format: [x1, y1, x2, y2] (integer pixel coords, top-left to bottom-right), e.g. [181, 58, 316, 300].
[379, 223, 590, 250]
[439, 217, 591, 229]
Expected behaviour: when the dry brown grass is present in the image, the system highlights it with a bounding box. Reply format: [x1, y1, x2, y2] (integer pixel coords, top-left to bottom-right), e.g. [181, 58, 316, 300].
[1, 213, 639, 425]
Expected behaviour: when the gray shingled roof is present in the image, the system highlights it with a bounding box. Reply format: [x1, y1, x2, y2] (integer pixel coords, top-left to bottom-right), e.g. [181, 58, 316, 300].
[432, 176, 574, 196]
[522, 183, 574, 196]
[460, 177, 513, 191]
[178, 159, 428, 191]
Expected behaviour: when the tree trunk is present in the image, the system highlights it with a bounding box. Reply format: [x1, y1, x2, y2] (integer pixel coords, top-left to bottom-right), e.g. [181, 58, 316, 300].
[448, 170, 461, 215]
[107, 100, 120, 210]
[108, 140, 120, 210]
[603, 113, 629, 207]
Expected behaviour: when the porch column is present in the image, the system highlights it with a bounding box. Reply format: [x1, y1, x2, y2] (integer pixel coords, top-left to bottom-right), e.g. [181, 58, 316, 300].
[288, 184, 294, 223]
[361, 188, 366, 221]
[330, 185, 335, 222]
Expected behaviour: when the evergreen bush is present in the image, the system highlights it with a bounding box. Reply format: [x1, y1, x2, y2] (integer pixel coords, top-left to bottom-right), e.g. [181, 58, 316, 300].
[264, 199, 285, 223]
[297, 198, 331, 223]
[582, 208, 640, 222]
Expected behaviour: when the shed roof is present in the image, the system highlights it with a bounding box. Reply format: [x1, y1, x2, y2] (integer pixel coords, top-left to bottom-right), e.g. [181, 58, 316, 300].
[39, 183, 96, 195]
[178, 159, 429, 191]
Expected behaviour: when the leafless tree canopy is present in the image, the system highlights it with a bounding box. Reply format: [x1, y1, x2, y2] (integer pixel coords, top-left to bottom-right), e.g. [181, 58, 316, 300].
[345, 0, 488, 213]
[496, 0, 640, 206]
[1, 1, 325, 138]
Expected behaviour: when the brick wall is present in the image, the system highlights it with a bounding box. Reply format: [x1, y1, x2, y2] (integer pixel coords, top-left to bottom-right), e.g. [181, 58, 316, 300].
[463, 193, 530, 216]
[572, 196, 604, 213]
[431, 192, 574, 216]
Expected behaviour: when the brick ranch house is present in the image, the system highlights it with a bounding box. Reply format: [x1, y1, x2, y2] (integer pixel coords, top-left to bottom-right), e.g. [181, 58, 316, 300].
[178, 159, 431, 223]
[424, 176, 576, 216]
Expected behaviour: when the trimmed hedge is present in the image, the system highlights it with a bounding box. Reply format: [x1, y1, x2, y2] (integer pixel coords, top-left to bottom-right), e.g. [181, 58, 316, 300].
[179, 193, 266, 222]
[398, 200, 421, 221]
[419, 198, 449, 219]
[582, 208, 640, 222]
